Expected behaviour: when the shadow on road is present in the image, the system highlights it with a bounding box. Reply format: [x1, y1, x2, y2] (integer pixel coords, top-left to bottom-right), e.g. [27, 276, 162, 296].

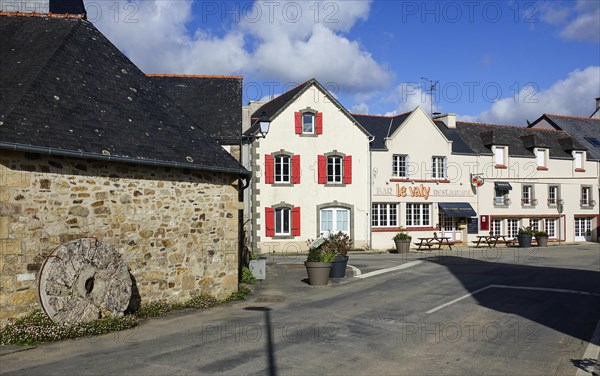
[244, 307, 277, 376]
[424, 255, 600, 346]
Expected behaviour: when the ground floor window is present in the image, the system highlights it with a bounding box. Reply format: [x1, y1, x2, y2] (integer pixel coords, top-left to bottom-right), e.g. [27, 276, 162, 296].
[320, 207, 349, 235]
[491, 219, 502, 235]
[529, 218, 541, 232]
[545, 218, 556, 238]
[372, 203, 398, 227]
[406, 203, 430, 227]
[507, 218, 519, 238]
[574, 217, 592, 240]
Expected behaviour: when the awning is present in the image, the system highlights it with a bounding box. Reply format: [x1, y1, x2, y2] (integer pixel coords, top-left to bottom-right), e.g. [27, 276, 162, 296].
[438, 203, 477, 218]
[494, 181, 512, 190]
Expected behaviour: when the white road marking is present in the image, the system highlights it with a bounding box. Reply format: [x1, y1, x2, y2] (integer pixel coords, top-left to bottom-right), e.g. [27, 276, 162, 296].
[427, 284, 600, 314]
[355, 260, 423, 279]
[575, 318, 600, 376]
[348, 264, 361, 276]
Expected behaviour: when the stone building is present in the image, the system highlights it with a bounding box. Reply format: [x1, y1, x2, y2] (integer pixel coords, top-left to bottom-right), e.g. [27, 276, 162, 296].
[0, 9, 247, 324]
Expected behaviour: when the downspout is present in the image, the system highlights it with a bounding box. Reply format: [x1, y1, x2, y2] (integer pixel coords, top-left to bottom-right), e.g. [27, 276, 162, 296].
[368, 135, 375, 249]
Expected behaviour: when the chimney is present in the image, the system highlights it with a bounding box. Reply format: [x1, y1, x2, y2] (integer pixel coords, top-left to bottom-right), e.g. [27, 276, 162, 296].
[596, 97, 600, 110]
[433, 113, 456, 128]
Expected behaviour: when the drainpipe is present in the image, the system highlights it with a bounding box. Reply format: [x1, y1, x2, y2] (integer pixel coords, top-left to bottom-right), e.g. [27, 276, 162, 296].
[368, 135, 375, 249]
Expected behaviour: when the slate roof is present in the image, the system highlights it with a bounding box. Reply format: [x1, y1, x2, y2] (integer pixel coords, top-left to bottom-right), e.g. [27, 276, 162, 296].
[455, 121, 586, 160]
[0, 13, 247, 175]
[245, 78, 371, 137]
[149, 75, 243, 145]
[529, 114, 600, 160]
[351, 113, 410, 150]
[433, 121, 474, 154]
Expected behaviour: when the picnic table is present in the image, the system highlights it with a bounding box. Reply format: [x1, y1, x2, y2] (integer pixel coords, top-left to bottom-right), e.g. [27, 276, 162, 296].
[473, 235, 514, 248]
[415, 236, 454, 250]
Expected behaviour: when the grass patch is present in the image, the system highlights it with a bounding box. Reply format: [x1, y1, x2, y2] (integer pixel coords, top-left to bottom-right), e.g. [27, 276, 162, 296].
[1, 286, 255, 346]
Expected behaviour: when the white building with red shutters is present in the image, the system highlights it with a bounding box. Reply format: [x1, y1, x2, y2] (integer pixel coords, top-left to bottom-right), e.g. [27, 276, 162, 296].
[244, 79, 372, 253]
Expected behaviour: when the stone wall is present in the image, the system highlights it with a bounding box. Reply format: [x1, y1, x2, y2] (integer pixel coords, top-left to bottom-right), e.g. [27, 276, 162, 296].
[0, 150, 241, 325]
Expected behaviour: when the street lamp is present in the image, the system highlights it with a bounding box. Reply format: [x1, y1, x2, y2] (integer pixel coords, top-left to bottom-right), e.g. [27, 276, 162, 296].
[238, 111, 270, 282]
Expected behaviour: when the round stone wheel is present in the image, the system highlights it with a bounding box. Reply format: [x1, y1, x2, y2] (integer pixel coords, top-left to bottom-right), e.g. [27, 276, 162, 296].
[38, 238, 132, 324]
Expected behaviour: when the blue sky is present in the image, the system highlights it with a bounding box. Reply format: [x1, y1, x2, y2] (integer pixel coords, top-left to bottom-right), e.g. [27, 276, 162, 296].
[86, 0, 600, 125]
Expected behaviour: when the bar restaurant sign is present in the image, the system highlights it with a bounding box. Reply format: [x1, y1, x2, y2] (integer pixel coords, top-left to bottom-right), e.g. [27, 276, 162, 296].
[375, 184, 472, 200]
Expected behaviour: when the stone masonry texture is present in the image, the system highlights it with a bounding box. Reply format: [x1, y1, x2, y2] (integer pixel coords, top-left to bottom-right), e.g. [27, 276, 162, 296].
[0, 150, 242, 325]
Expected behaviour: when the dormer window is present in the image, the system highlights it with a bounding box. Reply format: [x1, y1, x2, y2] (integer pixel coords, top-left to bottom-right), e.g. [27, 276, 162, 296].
[535, 148, 547, 170]
[574, 151, 585, 172]
[494, 146, 507, 168]
[295, 110, 323, 135]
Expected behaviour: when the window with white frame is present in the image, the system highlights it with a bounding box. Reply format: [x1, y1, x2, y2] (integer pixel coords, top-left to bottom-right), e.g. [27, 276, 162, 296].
[495, 146, 506, 165]
[432, 156, 447, 179]
[522, 185, 533, 206]
[274, 155, 290, 183]
[574, 151, 584, 170]
[548, 185, 559, 206]
[406, 203, 430, 227]
[581, 186, 591, 206]
[491, 219, 502, 235]
[507, 219, 519, 238]
[536, 149, 547, 168]
[495, 189, 509, 206]
[302, 113, 315, 134]
[320, 207, 349, 235]
[327, 156, 343, 183]
[372, 203, 398, 227]
[275, 208, 291, 236]
[530, 219, 541, 232]
[545, 218, 556, 238]
[392, 155, 409, 178]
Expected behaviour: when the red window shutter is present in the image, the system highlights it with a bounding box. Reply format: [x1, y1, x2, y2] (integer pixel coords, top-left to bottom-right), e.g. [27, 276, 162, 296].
[316, 112, 323, 134]
[265, 154, 274, 184]
[295, 112, 302, 134]
[292, 207, 301, 236]
[343, 155, 352, 184]
[318, 155, 327, 184]
[292, 155, 301, 184]
[265, 208, 275, 237]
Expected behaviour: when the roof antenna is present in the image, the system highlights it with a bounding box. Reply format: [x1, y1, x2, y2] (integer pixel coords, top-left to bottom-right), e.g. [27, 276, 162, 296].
[421, 77, 439, 117]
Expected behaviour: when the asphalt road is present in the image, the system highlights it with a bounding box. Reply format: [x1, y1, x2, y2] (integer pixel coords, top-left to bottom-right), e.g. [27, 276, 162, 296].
[1, 244, 599, 375]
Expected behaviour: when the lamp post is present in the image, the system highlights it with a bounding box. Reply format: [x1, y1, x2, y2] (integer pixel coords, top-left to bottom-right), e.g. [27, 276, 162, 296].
[238, 112, 270, 283]
[557, 199, 564, 246]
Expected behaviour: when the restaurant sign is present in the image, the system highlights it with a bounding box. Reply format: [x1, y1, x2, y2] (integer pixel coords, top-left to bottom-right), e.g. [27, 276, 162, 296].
[375, 184, 472, 200]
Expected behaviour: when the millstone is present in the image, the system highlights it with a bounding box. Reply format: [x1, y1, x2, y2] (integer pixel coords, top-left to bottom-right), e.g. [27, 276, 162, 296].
[38, 238, 132, 324]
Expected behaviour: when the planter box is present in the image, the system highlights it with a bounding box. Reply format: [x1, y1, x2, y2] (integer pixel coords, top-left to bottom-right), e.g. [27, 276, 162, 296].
[249, 258, 267, 280]
[393, 240, 411, 253]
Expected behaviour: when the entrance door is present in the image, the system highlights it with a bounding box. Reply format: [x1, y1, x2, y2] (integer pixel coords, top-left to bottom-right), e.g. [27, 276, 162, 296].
[441, 217, 462, 242]
[574, 217, 592, 242]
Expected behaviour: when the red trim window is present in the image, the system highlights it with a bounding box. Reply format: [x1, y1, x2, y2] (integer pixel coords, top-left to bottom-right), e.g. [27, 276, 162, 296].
[291, 155, 301, 184]
[318, 154, 352, 184]
[295, 111, 322, 135]
[318, 155, 327, 184]
[265, 154, 274, 184]
[316, 112, 323, 135]
[265, 206, 301, 237]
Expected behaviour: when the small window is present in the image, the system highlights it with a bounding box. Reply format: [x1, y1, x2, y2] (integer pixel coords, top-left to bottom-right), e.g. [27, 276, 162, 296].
[581, 186, 591, 206]
[495, 189, 509, 206]
[536, 149, 546, 167]
[495, 146, 506, 166]
[327, 156, 343, 183]
[392, 155, 409, 178]
[584, 137, 600, 146]
[302, 113, 314, 134]
[275, 208, 291, 236]
[372, 203, 398, 227]
[432, 156, 447, 179]
[274, 155, 290, 183]
[574, 151, 584, 169]
[522, 185, 533, 206]
[406, 203, 430, 227]
[548, 185, 559, 206]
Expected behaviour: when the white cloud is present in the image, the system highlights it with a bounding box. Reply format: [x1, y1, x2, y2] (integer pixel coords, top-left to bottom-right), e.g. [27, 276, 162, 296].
[383, 83, 442, 116]
[538, 0, 600, 42]
[351, 102, 369, 114]
[462, 66, 600, 125]
[84, 0, 390, 92]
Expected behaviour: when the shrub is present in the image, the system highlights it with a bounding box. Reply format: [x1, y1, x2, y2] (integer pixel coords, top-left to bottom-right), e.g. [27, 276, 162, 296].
[518, 226, 535, 236]
[393, 227, 411, 241]
[241, 266, 257, 285]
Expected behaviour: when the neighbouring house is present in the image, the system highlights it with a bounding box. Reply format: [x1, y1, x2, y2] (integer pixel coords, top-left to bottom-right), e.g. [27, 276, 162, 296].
[0, 6, 247, 324]
[244, 79, 372, 253]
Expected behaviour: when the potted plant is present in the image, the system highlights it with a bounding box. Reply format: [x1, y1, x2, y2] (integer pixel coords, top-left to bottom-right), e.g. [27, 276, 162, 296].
[392, 227, 412, 253]
[534, 230, 549, 247]
[304, 238, 336, 286]
[326, 232, 353, 278]
[517, 226, 534, 248]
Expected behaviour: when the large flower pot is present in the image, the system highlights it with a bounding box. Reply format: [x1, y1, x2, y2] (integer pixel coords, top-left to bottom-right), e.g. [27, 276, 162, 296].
[393, 240, 411, 253]
[535, 236, 549, 247]
[517, 235, 532, 248]
[304, 261, 332, 286]
[329, 256, 349, 278]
